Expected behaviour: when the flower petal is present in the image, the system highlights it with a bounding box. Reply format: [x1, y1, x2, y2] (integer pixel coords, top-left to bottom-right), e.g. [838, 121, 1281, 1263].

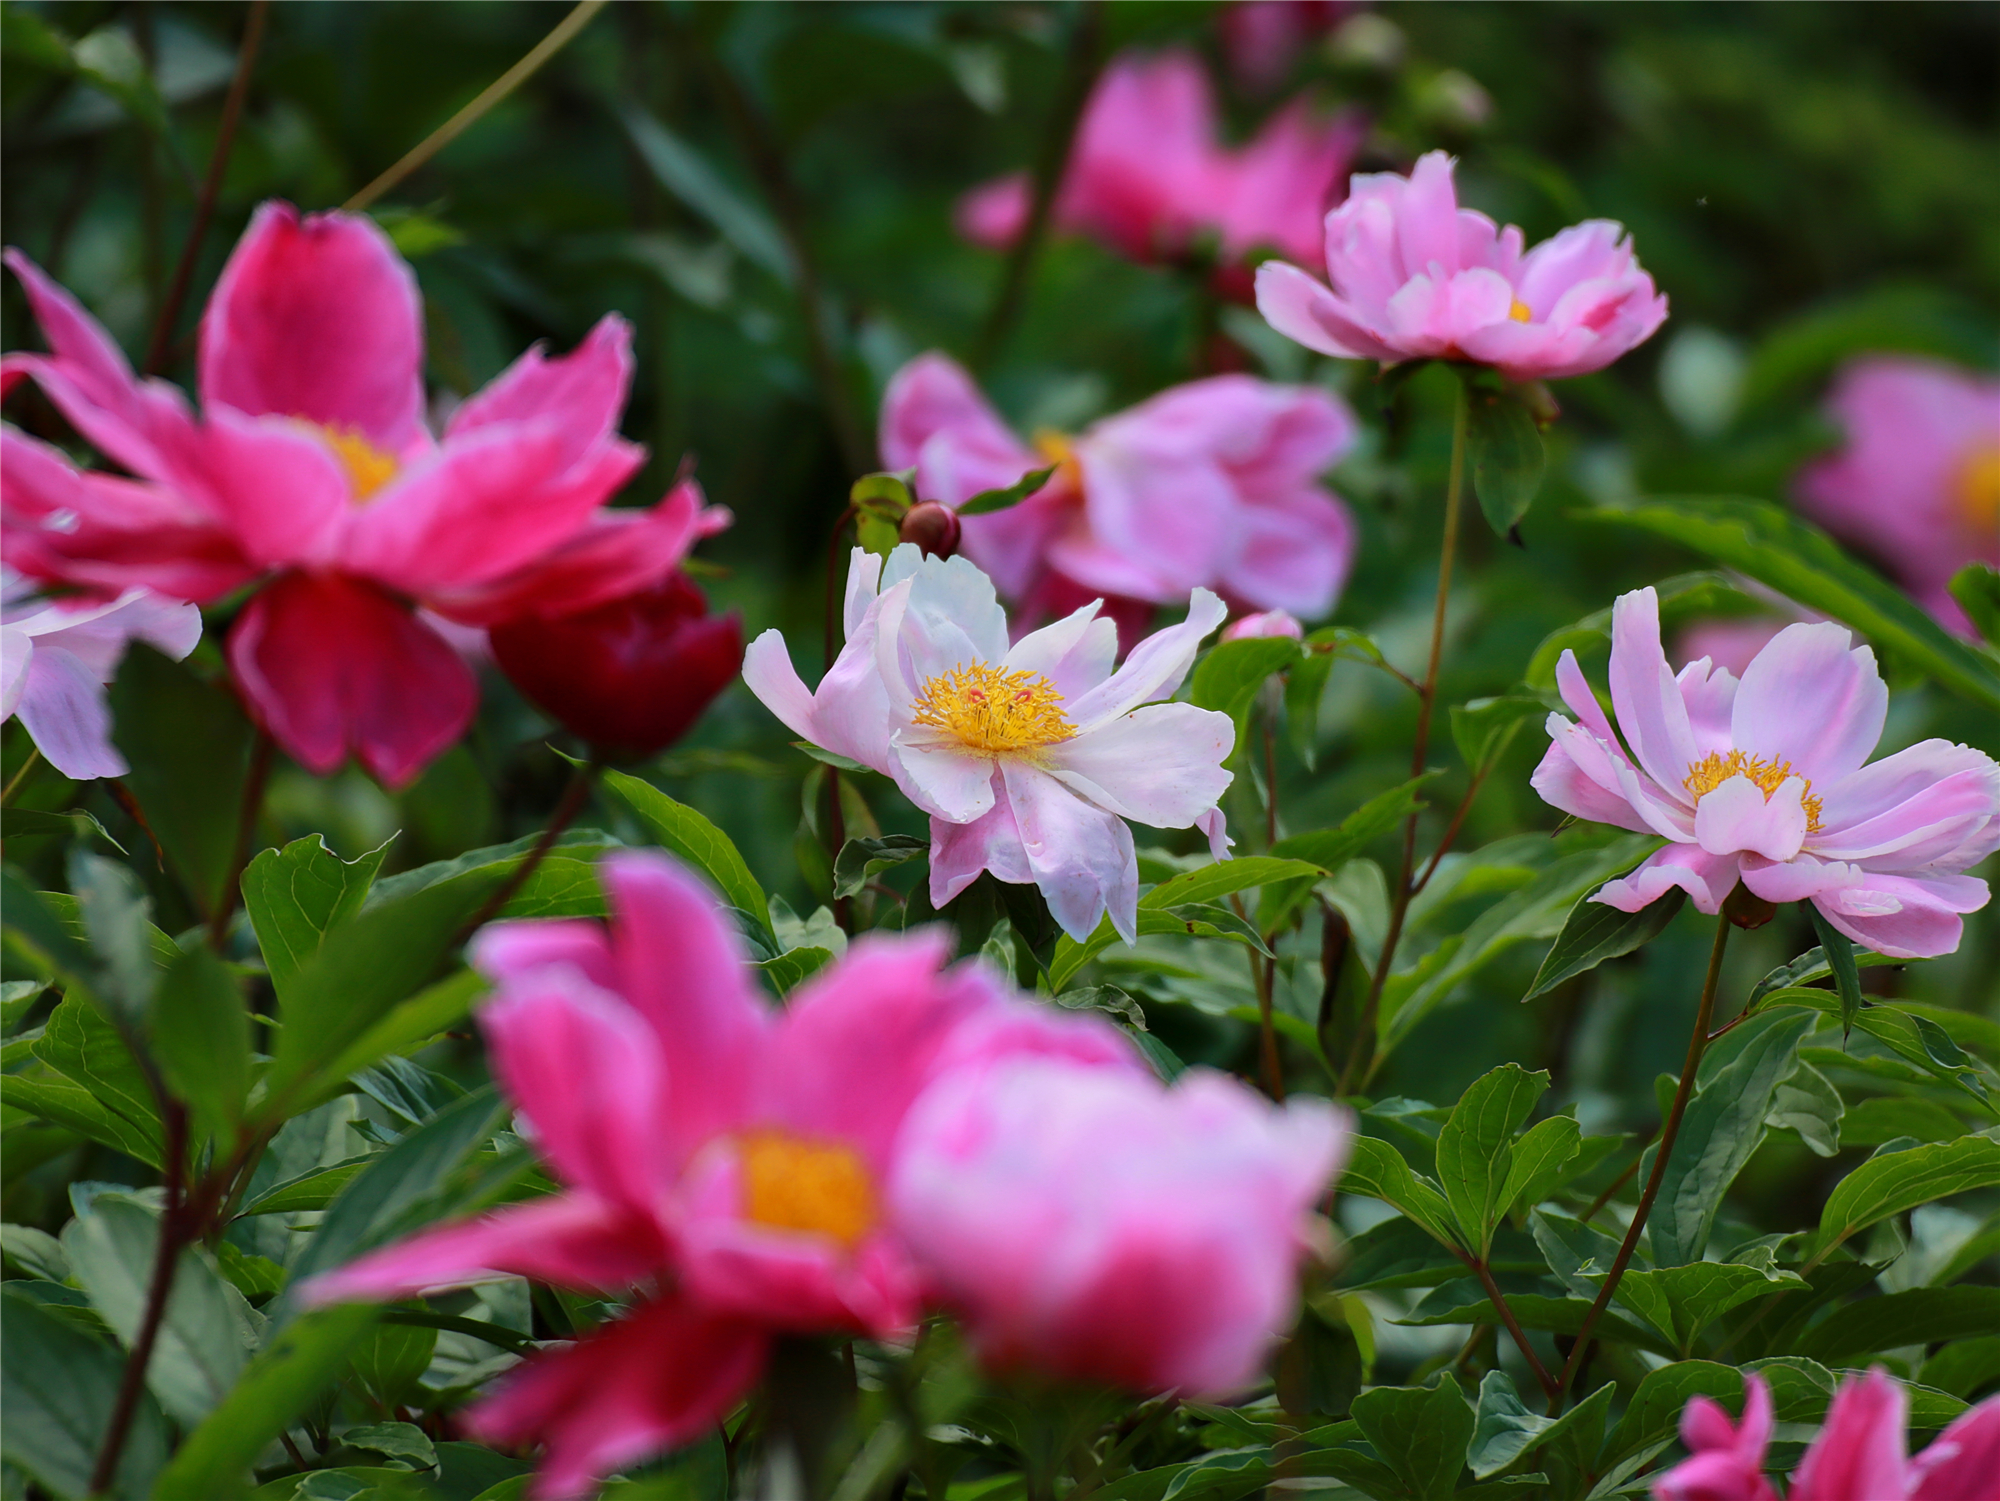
[999, 760, 1139, 942]
[1790, 1369, 1908, 1501]
[1607, 587, 1700, 796]
[1004, 601, 1119, 701]
[1732, 621, 1886, 785]
[195, 409, 352, 568]
[1040, 702, 1233, 829]
[1909, 1392, 2000, 1501]
[1692, 774, 1811, 862]
[1594, 844, 1739, 916]
[889, 739, 998, 824]
[447, 315, 635, 474]
[1253, 261, 1395, 361]
[1064, 588, 1228, 732]
[15, 644, 125, 779]
[1813, 873, 1990, 960]
[929, 790, 1032, 907]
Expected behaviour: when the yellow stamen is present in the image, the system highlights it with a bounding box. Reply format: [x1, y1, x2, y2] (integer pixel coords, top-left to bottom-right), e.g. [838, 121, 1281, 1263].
[1956, 444, 2000, 537]
[738, 1131, 875, 1249]
[1508, 297, 1533, 323]
[912, 662, 1074, 754]
[1684, 749, 1823, 833]
[318, 424, 399, 501]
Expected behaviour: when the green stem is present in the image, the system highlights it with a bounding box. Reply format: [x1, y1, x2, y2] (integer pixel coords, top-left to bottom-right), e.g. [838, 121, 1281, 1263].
[1464, 1251, 1559, 1401]
[456, 758, 598, 943]
[2, 747, 41, 806]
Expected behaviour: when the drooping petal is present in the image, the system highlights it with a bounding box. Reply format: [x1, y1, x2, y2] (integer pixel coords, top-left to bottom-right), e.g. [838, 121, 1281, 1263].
[447, 315, 635, 474]
[1789, 1368, 1908, 1501]
[929, 789, 1033, 908]
[741, 630, 821, 743]
[999, 760, 1139, 942]
[1530, 730, 1661, 835]
[1594, 844, 1739, 915]
[1731, 621, 1886, 785]
[1738, 853, 1861, 907]
[1064, 588, 1228, 732]
[1040, 702, 1233, 829]
[1812, 873, 1989, 961]
[1253, 261, 1395, 362]
[14, 645, 126, 779]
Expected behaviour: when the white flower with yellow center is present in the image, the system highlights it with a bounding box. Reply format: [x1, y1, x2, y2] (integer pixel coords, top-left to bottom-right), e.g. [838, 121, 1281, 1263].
[745, 545, 1236, 942]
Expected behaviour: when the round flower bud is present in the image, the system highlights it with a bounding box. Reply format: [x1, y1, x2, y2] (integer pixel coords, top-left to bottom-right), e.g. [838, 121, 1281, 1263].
[898, 501, 962, 559]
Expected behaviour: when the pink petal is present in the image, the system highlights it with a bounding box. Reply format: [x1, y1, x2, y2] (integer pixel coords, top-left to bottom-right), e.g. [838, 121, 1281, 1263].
[1738, 853, 1861, 906]
[1065, 588, 1228, 732]
[1677, 657, 1740, 758]
[1003, 602, 1119, 701]
[1254, 260, 1397, 361]
[889, 739, 999, 824]
[999, 759, 1139, 942]
[14, 644, 125, 779]
[929, 788, 1033, 908]
[1556, 649, 1622, 746]
[956, 173, 1032, 249]
[1040, 702, 1234, 829]
[195, 409, 351, 568]
[1909, 1393, 2000, 1501]
[1732, 622, 1886, 786]
[741, 629, 821, 743]
[1595, 844, 1740, 916]
[1813, 873, 1989, 960]
[199, 202, 427, 454]
[1812, 764, 2000, 868]
[1790, 1368, 1908, 1501]
[1393, 152, 1464, 277]
[1531, 732, 1661, 834]
[448, 315, 635, 473]
[225, 571, 477, 789]
[1221, 487, 1356, 618]
[1692, 774, 1811, 861]
[1609, 587, 1702, 795]
[471, 918, 618, 992]
[878, 352, 1040, 504]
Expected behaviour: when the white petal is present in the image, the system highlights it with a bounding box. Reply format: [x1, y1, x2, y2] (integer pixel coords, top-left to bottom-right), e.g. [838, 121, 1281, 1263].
[889, 739, 997, 823]
[16, 644, 127, 779]
[1065, 589, 1228, 732]
[1039, 703, 1233, 829]
[1000, 760, 1139, 943]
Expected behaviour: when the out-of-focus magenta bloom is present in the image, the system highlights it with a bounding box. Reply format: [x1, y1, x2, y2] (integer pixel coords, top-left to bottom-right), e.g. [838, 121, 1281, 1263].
[1257, 151, 1668, 380]
[893, 1057, 1349, 1396]
[0, 565, 201, 780]
[1219, 2, 1356, 92]
[744, 545, 1235, 942]
[880, 352, 1359, 631]
[305, 850, 1140, 1499]
[1531, 587, 1999, 958]
[1654, 1369, 2000, 1501]
[488, 569, 744, 761]
[957, 50, 1364, 294]
[1224, 607, 1306, 641]
[1794, 356, 2000, 638]
[1, 202, 718, 788]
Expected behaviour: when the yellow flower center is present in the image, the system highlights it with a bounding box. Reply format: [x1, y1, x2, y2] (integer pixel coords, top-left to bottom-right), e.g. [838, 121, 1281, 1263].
[317, 424, 399, 501]
[1509, 297, 1533, 323]
[738, 1131, 875, 1249]
[1031, 428, 1084, 495]
[1956, 443, 2000, 537]
[912, 663, 1074, 753]
[1684, 749, 1823, 833]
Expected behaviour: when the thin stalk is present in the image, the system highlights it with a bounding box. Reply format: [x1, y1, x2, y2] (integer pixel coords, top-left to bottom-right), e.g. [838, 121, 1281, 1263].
[457, 759, 598, 942]
[1549, 916, 1731, 1413]
[1338, 381, 1469, 1095]
[1412, 761, 1493, 896]
[2, 748, 41, 806]
[1464, 1251, 1559, 1401]
[206, 730, 273, 950]
[1262, 710, 1279, 849]
[343, 0, 609, 212]
[1578, 1125, 1656, 1226]
[144, 0, 268, 374]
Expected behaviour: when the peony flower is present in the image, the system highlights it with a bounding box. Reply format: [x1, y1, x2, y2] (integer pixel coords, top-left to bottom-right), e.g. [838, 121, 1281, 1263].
[892, 1056, 1350, 1396]
[1531, 587, 2000, 959]
[0, 566, 201, 780]
[1, 202, 724, 789]
[1224, 607, 1306, 641]
[957, 50, 1363, 293]
[1654, 1369, 2000, 1501]
[1257, 150, 1668, 380]
[487, 569, 744, 761]
[743, 545, 1236, 942]
[1794, 356, 2000, 638]
[880, 352, 1359, 631]
[304, 849, 1143, 1499]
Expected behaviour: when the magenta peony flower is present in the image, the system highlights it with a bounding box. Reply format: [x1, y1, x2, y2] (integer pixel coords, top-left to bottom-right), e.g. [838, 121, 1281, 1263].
[1531, 587, 1999, 958]
[880, 352, 1359, 629]
[1794, 356, 2000, 638]
[892, 1056, 1349, 1396]
[1, 203, 722, 788]
[305, 850, 1143, 1499]
[1257, 150, 1668, 380]
[1655, 1369, 2000, 1501]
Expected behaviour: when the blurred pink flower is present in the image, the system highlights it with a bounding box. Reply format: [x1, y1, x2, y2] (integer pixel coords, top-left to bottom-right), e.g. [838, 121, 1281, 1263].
[0, 566, 201, 780]
[305, 850, 1140, 1499]
[1531, 586, 1999, 958]
[1219, 2, 1356, 93]
[880, 352, 1359, 629]
[1671, 618, 1790, 679]
[1257, 150, 1668, 380]
[745, 545, 1235, 941]
[892, 1057, 1349, 1396]
[957, 50, 1364, 291]
[1655, 1369, 2000, 1501]
[1224, 607, 1306, 640]
[2, 202, 722, 789]
[1794, 356, 2000, 638]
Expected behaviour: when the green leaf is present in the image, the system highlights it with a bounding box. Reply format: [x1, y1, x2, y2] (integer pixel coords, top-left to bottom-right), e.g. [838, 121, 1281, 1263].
[1588, 497, 2000, 712]
[1272, 775, 1434, 872]
[62, 1194, 257, 1427]
[1523, 571, 1764, 697]
[957, 464, 1056, 516]
[341, 1420, 437, 1471]
[1524, 887, 1683, 1000]
[150, 942, 251, 1141]
[1185, 637, 1300, 760]
[1466, 388, 1546, 536]
[1949, 563, 2000, 644]
[153, 1304, 379, 1501]
[304, 968, 487, 1104]
[235, 1156, 372, 1218]
[1796, 1286, 2000, 1365]
[0, 1282, 169, 1501]
[242, 834, 390, 997]
[1468, 1373, 1613, 1480]
[792, 741, 874, 774]
[619, 106, 793, 282]
[1612, 1260, 1807, 1352]
[0, 1068, 161, 1167]
[1046, 858, 1321, 989]
[602, 767, 771, 939]
[1804, 904, 1865, 1037]
[1747, 944, 1901, 1005]
[1450, 694, 1546, 778]
[1600, 1361, 1745, 1470]
[833, 834, 929, 899]
[1436, 1064, 1550, 1256]
[1769, 989, 1996, 1108]
[1349, 1375, 1473, 1501]
[68, 851, 157, 1025]
[1766, 1057, 1844, 1157]
[0, 805, 127, 852]
[31, 996, 161, 1150]
[1340, 1136, 1460, 1249]
[1808, 1134, 2000, 1263]
[1499, 1114, 1583, 1220]
[107, 645, 257, 919]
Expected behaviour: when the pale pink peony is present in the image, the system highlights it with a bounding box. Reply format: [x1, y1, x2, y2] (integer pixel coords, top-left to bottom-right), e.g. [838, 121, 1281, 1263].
[744, 545, 1236, 941]
[1257, 150, 1668, 380]
[304, 849, 1142, 1499]
[1531, 587, 1999, 959]
[880, 352, 1359, 630]
[2, 203, 724, 788]
[0, 566, 201, 780]
[892, 1056, 1349, 1397]
[1655, 1369, 2000, 1501]
[1794, 356, 2000, 638]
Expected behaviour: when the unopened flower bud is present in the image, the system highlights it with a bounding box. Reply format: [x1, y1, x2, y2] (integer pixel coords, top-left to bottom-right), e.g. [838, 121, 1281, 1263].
[898, 501, 962, 559]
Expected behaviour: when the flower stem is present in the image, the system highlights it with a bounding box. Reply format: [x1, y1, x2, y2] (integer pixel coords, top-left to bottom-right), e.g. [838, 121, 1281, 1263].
[457, 758, 599, 943]
[2, 747, 41, 806]
[1548, 913, 1731, 1413]
[1338, 379, 1469, 1095]
[1464, 1250, 1559, 1401]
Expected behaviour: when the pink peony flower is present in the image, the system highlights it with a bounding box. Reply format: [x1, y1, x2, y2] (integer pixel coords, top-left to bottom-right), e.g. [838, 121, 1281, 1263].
[1, 202, 725, 789]
[744, 545, 1236, 941]
[1794, 356, 2000, 638]
[1531, 587, 1999, 959]
[1257, 150, 1668, 380]
[880, 352, 1359, 630]
[304, 849, 1143, 1499]
[956, 50, 1364, 291]
[892, 1056, 1349, 1396]
[1655, 1369, 2000, 1501]
[0, 566, 201, 780]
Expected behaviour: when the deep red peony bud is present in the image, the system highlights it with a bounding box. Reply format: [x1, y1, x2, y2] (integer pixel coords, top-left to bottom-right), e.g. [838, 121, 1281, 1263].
[488, 570, 744, 761]
[898, 500, 962, 559]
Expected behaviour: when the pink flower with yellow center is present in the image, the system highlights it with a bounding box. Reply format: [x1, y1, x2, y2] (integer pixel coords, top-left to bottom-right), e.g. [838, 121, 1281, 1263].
[1531, 587, 1999, 959]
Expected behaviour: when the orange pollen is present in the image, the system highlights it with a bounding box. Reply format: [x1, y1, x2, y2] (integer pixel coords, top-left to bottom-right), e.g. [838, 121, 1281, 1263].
[911, 663, 1074, 754]
[1956, 443, 2000, 537]
[738, 1131, 875, 1249]
[317, 424, 399, 501]
[1508, 297, 1533, 323]
[1684, 749, 1823, 833]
